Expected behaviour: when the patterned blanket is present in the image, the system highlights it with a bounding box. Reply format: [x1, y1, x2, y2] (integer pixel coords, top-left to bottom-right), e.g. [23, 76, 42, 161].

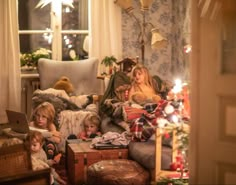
[102, 99, 189, 141]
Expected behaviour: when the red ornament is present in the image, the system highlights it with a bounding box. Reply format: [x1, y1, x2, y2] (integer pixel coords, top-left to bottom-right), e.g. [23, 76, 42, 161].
[175, 155, 183, 162]
[164, 132, 170, 139]
[170, 162, 178, 171]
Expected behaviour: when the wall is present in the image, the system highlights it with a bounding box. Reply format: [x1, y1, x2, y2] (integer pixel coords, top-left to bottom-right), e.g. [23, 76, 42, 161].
[121, 0, 190, 82]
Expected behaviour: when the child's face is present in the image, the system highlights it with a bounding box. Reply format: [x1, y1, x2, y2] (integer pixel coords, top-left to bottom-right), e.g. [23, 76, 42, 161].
[35, 111, 48, 129]
[134, 70, 145, 84]
[31, 139, 42, 153]
[84, 121, 98, 135]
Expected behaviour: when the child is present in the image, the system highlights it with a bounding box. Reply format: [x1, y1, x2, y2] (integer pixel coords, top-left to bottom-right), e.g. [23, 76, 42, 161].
[27, 130, 66, 185]
[30, 101, 61, 160]
[129, 64, 161, 105]
[78, 114, 101, 140]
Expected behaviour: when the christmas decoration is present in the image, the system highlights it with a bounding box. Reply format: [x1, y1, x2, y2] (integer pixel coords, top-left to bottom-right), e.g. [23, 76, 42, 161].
[156, 79, 190, 185]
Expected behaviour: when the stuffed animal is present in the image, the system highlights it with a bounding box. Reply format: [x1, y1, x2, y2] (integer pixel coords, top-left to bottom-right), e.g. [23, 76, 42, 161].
[131, 92, 162, 105]
[53, 76, 75, 95]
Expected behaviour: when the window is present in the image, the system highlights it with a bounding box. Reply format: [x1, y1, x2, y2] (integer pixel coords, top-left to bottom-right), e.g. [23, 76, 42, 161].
[18, 0, 89, 61]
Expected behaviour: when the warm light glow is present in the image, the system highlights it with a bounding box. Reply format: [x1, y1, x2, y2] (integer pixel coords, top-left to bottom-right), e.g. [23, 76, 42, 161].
[172, 115, 179, 123]
[172, 79, 183, 94]
[65, 38, 70, 45]
[43, 28, 52, 44]
[35, 0, 74, 9]
[64, 7, 71, 13]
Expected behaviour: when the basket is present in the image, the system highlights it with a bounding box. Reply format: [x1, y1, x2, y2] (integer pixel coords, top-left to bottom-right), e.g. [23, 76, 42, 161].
[0, 143, 32, 178]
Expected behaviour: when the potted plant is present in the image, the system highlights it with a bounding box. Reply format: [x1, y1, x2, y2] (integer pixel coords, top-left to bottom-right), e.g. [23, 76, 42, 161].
[101, 55, 117, 75]
[31, 48, 51, 67]
[20, 48, 51, 71]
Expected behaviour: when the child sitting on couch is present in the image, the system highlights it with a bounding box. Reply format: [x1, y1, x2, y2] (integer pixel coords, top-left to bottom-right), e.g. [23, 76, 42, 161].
[129, 64, 162, 105]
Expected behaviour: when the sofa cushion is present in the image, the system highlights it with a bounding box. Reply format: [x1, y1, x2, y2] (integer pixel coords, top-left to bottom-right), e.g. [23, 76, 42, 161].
[128, 140, 172, 170]
[38, 58, 103, 95]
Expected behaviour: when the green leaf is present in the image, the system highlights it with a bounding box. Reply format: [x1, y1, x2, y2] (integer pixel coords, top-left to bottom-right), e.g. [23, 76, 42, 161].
[101, 55, 117, 67]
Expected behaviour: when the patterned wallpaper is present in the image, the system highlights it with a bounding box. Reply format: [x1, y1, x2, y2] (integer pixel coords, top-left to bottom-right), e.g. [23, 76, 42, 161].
[121, 0, 190, 82]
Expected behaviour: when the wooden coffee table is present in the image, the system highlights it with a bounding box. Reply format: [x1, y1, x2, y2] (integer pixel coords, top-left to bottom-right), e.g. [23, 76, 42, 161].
[66, 141, 128, 185]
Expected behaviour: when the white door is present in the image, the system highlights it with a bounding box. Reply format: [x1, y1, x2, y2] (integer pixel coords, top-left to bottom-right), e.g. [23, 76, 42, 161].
[190, 0, 236, 184]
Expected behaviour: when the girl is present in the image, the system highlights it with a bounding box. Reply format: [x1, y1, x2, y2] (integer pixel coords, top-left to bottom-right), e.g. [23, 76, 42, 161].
[27, 130, 66, 185]
[129, 64, 161, 105]
[30, 102, 61, 159]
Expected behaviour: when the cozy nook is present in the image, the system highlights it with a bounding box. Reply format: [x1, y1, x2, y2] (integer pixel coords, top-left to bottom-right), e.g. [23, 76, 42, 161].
[1, 0, 236, 185]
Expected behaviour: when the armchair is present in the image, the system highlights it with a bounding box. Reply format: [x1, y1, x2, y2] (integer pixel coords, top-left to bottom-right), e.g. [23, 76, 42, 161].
[38, 57, 103, 95]
[34, 58, 103, 152]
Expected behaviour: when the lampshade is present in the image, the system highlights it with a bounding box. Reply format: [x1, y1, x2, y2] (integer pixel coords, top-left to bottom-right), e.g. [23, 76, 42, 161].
[83, 35, 89, 53]
[151, 28, 168, 49]
[114, 0, 134, 14]
[140, 0, 153, 11]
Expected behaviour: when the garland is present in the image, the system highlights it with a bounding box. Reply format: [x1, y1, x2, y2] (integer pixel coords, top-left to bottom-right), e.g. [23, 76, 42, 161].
[156, 123, 189, 185]
[156, 177, 189, 185]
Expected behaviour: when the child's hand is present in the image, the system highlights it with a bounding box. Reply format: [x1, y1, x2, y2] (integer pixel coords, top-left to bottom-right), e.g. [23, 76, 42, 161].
[53, 153, 62, 164]
[86, 131, 92, 137]
[47, 159, 56, 166]
[51, 130, 61, 137]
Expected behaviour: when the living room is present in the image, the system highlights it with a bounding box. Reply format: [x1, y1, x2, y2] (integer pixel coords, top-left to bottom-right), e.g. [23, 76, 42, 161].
[1, 0, 236, 184]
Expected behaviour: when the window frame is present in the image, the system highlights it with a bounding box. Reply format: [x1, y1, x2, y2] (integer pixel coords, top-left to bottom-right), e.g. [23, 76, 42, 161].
[18, 0, 89, 61]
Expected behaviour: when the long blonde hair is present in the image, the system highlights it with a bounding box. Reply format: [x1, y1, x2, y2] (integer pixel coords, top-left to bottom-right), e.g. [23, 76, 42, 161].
[131, 64, 154, 89]
[31, 102, 55, 124]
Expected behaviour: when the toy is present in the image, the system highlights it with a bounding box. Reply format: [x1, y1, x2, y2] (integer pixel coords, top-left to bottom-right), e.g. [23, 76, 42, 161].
[53, 76, 75, 95]
[131, 91, 162, 105]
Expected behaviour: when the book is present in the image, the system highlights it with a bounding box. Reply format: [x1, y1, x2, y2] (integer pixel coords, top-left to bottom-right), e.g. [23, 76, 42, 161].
[29, 127, 52, 138]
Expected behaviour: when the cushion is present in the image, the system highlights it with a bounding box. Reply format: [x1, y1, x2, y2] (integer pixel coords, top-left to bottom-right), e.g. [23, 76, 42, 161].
[38, 58, 103, 95]
[87, 159, 149, 185]
[128, 140, 172, 170]
[100, 117, 125, 134]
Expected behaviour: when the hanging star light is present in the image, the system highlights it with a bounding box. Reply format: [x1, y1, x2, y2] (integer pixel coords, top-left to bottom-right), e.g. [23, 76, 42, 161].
[35, 0, 74, 9]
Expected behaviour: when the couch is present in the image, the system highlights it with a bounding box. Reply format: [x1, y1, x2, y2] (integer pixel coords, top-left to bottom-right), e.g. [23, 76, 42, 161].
[36, 58, 180, 183]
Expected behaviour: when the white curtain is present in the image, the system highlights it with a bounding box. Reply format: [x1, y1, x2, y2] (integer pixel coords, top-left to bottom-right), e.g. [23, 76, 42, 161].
[89, 0, 122, 71]
[0, 0, 21, 123]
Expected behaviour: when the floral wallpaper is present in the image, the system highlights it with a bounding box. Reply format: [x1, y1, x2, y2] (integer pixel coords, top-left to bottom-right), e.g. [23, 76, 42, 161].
[121, 0, 190, 82]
